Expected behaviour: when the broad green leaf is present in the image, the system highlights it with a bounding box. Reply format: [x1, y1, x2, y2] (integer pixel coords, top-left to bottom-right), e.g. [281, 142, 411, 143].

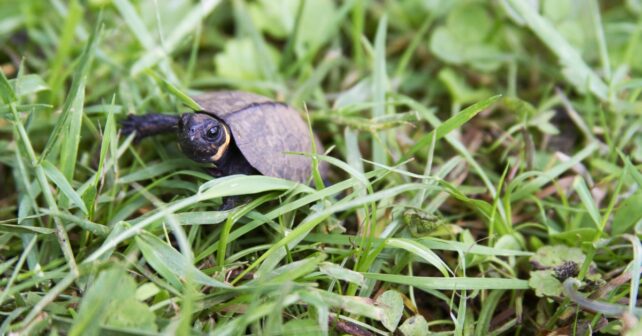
[232, 0, 278, 81]
[529, 270, 562, 297]
[530, 245, 586, 268]
[295, 0, 337, 55]
[376, 290, 404, 332]
[400, 315, 430, 336]
[429, 3, 503, 71]
[448, 3, 493, 42]
[543, 0, 573, 22]
[0, 69, 17, 103]
[9, 74, 49, 97]
[215, 38, 272, 81]
[625, 319, 642, 336]
[527, 245, 594, 298]
[135, 283, 160, 302]
[250, 0, 337, 57]
[249, 0, 298, 38]
[103, 298, 157, 332]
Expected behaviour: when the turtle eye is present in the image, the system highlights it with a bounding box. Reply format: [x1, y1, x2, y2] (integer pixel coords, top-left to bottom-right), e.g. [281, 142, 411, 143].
[206, 126, 221, 140]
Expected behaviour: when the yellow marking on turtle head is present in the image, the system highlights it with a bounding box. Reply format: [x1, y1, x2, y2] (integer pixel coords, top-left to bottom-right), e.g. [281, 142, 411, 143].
[210, 125, 231, 162]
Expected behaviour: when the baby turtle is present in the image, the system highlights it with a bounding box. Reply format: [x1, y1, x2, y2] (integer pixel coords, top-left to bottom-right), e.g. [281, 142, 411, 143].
[121, 91, 327, 208]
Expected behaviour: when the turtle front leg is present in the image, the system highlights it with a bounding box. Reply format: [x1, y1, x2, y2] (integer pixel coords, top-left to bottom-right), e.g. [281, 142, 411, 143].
[121, 114, 180, 142]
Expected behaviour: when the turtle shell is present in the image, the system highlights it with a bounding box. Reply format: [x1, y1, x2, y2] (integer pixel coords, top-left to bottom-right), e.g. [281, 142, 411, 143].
[193, 91, 327, 183]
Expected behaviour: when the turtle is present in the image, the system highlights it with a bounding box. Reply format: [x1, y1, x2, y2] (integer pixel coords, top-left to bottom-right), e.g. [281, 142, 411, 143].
[121, 90, 327, 209]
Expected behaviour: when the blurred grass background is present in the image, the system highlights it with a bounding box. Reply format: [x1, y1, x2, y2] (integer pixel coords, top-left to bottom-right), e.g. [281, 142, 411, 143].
[1, 0, 642, 335]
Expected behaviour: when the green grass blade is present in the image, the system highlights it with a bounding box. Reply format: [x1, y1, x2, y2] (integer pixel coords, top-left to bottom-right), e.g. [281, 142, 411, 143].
[319, 262, 366, 287]
[42, 160, 89, 215]
[112, 0, 155, 48]
[474, 289, 505, 336]
[233, 183, 435, 283]
[0, 224, 55, 235]
[2, 71, 79, 276]
[306, 233, 532, 257]
[136, 232, 231, 289]
[371, 15, 388, 165]
[572, 176, 601, 228]
[130, 0, 221, 75]
[39, 13, 101, 163]
[47, 0, 82, 101]
[386, 238, 451, 277]
[399, 95, 502, 163]
[510, 142, 599, 201]
[504, 0, 608, 101]
[363, 273, 529, 290]
[58, 83, 85, 188]
[151, 71, 202, 110]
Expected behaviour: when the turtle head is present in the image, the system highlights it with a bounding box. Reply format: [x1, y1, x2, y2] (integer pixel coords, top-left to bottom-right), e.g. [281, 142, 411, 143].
[177, 113, 231, 164]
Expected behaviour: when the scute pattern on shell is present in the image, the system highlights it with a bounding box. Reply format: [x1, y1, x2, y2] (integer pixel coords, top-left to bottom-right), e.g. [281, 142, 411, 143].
[193, 91, 327, 183]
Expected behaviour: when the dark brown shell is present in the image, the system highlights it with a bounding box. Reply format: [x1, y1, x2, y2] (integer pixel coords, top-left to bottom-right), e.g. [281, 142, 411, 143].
[193, 91, 327, 183]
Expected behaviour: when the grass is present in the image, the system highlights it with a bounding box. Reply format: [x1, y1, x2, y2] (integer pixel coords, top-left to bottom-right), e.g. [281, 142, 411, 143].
[1, 0, 641, 335]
